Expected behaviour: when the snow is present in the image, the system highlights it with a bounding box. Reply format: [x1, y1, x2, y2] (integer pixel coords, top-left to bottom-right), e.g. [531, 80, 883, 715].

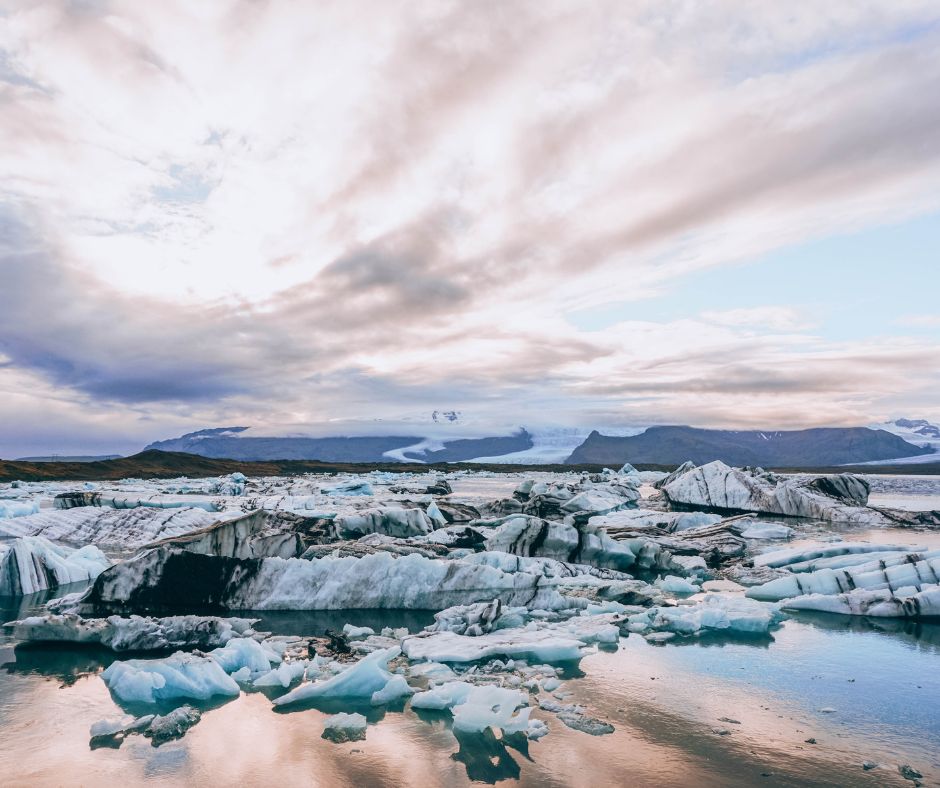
[754, 542, 925, 569]
[101, 651, 240, 703]
[0, 537, 110, 595]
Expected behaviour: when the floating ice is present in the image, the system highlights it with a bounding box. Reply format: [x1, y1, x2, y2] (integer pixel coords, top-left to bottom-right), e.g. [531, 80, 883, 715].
[0, 537, 110, 595]
[4, 613, 257, 651]
[746, 553, 940, 602]
[402, 629, 586, 663]
[0, 506, 220, 548]
[783, 585, 940, 618]
[322, 712, 367, 742]
[273, 646, 400, 706]
[101, 652, 240, 703]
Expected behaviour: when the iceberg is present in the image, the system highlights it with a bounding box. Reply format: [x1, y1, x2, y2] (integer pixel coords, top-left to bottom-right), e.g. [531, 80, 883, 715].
[322, 712, 367, 742]
[402, 629, 586, 663]
[54, 491, 219, 512]
[273, 646, 400, 706]
[660, 461, 934, 525]
[81, 548, 572, 612]
[483, 515, 636, 571]
[782, 585, 940, 618]
[0, 506, 220, 549]
[101, 651, 240, 703]
[0, 536, 110, 596]
[746, 552, 940, 602]
[331, 508, 433, 539]
[4, 613, 257, 651]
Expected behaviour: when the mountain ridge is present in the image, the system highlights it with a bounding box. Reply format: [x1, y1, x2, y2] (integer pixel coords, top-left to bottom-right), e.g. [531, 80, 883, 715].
[565, 425, 934, 466]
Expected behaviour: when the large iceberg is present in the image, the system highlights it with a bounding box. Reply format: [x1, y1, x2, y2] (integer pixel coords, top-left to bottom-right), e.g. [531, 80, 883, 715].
[80, 548, 571, 612]
[782, 585, 940, 618]
[482, 515, 636, 571]
[0, 506, 220, 549]
[746, 551, 940, 602]
[660, 461, 939, 525]
[4, 613, 258, 651]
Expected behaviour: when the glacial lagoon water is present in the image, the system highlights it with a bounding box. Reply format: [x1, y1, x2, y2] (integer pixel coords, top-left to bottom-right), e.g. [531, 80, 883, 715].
[1, 475, 939, 787]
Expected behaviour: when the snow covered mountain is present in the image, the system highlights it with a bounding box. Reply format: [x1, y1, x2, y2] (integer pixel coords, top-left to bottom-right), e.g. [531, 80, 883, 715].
[863, 418, 940, 464]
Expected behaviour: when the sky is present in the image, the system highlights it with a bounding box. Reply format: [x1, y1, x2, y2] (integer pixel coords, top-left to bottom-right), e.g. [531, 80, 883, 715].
[1, 1, 940, 457]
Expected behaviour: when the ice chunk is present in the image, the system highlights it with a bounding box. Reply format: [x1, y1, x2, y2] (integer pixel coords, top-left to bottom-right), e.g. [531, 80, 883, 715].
[627, 594, 783, 638]
[655, 575, 700, 595]
[332, 508, 432, 539]
[0, 506, 219, 548]
[370, 674, 414, 705]
[754, 543, 925, 569]
[322, 712, 367, 742]
[402, 629, 585, 663]
[146, 705, 201, 745]
[0, 537, 110, 595]
[484, 516, 636, 572]
[739, 523, 793, 540]
[101, 652, 240, 703]
[342, 624, 376, 640]
[321, 480, 374, 497]
[783, 584, 940, 618]
[746, 553, 940, 602]
[273, 646, 400, 706]
[4, 613, 256, 652]
[0, 500, 40, 519]
[209, 637, 279, 675]
[253, 659, 310, 688]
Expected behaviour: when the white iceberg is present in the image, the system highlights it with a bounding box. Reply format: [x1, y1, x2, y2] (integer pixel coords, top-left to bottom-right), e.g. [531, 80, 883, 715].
[273, 646, 400, 706]
[101, 651, 240, 703]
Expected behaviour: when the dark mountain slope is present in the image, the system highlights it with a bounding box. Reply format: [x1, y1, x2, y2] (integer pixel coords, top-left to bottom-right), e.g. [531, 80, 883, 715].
[565, 426, 933, 467]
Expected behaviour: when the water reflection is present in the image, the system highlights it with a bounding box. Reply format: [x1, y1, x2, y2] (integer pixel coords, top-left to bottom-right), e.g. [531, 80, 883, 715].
[3, 642, 115, 686]
[451, 728, 532, 784]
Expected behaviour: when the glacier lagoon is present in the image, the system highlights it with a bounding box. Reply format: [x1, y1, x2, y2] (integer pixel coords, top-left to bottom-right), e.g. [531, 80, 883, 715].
[1, 471, 939, 786]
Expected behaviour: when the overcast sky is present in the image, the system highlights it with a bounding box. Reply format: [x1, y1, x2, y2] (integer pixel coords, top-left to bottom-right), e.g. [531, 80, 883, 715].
[2, 1, 939, 456]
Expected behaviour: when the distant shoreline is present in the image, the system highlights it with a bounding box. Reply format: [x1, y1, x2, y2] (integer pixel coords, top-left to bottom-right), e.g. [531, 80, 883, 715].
[1, 449, 939, 482]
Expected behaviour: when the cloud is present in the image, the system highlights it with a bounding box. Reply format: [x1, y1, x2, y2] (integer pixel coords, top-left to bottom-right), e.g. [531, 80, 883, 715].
[1, 1, 939, 451]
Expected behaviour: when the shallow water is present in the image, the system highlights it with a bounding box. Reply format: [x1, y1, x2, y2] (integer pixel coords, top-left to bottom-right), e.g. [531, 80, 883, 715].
[2, 594, 939, 787]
